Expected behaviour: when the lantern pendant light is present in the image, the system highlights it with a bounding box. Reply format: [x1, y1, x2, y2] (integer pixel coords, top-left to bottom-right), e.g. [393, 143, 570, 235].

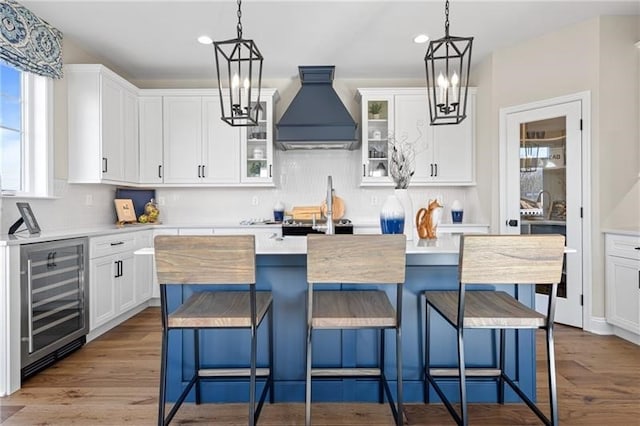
[424, 0, 473, 125]
[213, 0, 263, 126]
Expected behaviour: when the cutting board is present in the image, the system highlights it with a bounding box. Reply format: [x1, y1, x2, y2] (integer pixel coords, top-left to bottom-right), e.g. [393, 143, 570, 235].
[291, 206, 322, 221]
[320, 195, 345, 220]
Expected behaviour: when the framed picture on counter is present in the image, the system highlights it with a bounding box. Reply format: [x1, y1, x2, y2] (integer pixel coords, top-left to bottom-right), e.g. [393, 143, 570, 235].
[16, 202, 41, 234]
[114, 198, 137, 223]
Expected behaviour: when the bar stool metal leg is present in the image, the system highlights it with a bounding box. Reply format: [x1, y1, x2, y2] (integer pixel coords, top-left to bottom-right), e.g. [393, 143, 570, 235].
[396, 324, 403, 426]
[194, 329, 201, 405]
[379, 329, 385, 403]
[458, 326, 468, 426]
[498, 328, 506, 404]
[424, 300, 430, 404]
[305, 285, 313, 426]
[158, 327, 168, 426]
[269, 306, 275, 404]
[547, 327, 558, 426]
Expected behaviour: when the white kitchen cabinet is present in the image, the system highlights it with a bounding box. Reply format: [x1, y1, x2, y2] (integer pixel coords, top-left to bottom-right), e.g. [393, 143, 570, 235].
[134, 230, 153, 303]
[162, 95, 241, 184]
[66, 64, 139, 184]
[138, 96, 164, 184]
[605, 232, 640, 342]
[358, 91, 395, 184]
[240, 89, 279, 185]
[89, 233, 137, 330]
[357, 88, 476, 186]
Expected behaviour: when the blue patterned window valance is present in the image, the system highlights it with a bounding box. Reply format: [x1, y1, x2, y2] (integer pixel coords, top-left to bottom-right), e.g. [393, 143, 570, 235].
[0, 0, 63, 79]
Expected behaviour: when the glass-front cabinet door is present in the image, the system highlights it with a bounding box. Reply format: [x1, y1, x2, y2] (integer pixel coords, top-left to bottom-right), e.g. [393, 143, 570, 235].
[240, 89, 277, 185]
[358, 90, 394, 185]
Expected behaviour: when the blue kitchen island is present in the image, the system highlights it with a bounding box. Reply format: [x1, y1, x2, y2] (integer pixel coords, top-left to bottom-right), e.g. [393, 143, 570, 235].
[162, 234, 537, 404]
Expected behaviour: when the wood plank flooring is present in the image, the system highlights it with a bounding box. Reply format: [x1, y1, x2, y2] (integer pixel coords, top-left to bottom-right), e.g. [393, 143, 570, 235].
[1, 307, 638, 425]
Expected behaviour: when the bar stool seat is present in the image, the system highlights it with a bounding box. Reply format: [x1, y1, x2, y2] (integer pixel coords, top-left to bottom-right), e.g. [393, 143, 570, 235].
[311, 290, 397, 328]
[426, 290, 546, 328]
[169, 291, 273, 328]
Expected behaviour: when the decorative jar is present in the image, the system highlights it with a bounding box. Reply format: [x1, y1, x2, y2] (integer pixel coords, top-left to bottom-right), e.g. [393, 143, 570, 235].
[380, 194, 405, 234]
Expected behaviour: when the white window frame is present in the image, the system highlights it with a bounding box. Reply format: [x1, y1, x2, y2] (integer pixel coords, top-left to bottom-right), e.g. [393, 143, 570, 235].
[1, 68, 54, 198]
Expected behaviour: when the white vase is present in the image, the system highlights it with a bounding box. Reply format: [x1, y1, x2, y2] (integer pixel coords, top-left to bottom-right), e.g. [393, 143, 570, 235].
[394, 189, 414, 240]
[380, 194, 404, 234]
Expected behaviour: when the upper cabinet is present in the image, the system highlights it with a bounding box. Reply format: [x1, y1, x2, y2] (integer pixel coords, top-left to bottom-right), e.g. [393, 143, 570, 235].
[140, 88, 278, 187]
[138, 96, 164, 184]
[240, 89, 278, 185]
[67, 65, 278, 187]
[357, 87, 476, 186]
[359, 93, 395, 184]
[160, 94, 242, 185]
[67, 64, 139, 184]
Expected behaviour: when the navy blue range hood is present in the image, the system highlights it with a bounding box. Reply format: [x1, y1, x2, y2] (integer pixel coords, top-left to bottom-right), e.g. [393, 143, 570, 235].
[275, 66, 358, 150]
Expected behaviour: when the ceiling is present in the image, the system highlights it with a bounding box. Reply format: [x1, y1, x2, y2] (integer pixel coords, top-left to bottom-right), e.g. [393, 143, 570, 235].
[22, 0, 640, 82]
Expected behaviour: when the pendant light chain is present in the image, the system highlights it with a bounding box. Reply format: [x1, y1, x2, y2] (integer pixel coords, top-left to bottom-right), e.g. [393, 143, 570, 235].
[444, 0, 450, 37]
[236, 0, 243, 39]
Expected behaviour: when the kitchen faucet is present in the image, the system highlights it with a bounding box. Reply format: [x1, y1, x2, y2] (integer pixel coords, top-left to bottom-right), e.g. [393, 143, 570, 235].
[312, 176, 335, 234]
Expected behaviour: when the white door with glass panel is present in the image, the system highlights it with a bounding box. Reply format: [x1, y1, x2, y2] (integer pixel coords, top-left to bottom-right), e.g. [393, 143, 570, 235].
[502, 100, 583, 328]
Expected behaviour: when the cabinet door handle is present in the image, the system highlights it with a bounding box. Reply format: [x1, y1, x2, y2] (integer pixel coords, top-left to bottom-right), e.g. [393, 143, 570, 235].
[434, 163, 438, 177]
[158, 165, 162, 179]
[363, 164, 366, 177]
[430, 163, 434, 177]
[114, 260, 119, 278]
[102, 157, 108, 173]
[202, 165, 205, 178]
[269, 164, 272, 178]
[197, 165, 201, 178]
[119, 260, 123, 277]
[506, 219, 519, 227]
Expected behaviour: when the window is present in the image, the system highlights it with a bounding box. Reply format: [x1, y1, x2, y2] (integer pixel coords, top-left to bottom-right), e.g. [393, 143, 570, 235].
[0, 62, 53, 197]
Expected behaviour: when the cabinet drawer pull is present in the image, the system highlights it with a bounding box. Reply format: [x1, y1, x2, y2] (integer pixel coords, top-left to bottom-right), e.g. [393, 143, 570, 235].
[635, 247, 640, 250]
[110, 241, 124, 246]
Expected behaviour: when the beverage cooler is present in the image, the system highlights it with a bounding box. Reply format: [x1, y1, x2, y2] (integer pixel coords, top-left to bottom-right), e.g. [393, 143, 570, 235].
[20, 237, 89, 379]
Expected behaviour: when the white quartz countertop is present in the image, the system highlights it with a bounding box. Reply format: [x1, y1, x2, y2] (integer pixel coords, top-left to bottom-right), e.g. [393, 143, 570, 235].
[135, 233, 461, 256]
[602, 228, 640, 237]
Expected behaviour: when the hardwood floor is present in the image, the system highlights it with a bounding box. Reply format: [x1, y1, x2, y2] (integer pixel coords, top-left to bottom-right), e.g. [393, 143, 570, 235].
[1, 307, 638, 425]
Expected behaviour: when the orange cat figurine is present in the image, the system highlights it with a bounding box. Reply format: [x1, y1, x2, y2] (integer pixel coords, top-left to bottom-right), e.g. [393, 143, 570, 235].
[415, 199, 443, 239]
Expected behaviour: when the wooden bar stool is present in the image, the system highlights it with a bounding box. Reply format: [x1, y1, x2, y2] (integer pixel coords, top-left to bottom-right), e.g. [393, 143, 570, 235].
[305, 234, 406, 426]
[423, 234, 565, 426]
[154, 235, 274, 426]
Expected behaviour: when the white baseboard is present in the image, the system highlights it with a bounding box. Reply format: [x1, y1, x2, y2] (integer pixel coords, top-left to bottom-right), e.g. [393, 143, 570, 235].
[86, 303, 149, 343]
[612, 327, 640, 345]
[584, 316, 614, 335]
[584, 316, 640, 345]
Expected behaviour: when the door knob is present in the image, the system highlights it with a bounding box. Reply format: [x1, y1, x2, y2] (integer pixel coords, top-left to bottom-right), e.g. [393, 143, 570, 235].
[507, 219, 519, 227]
